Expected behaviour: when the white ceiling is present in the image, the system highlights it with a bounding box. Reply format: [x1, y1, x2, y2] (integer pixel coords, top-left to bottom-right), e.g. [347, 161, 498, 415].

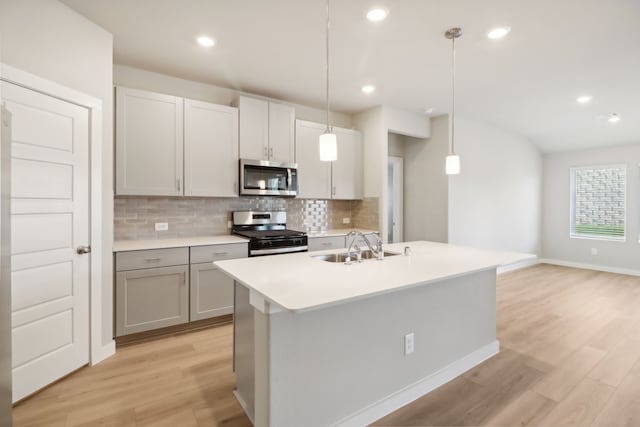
[61, 0, 640, 153]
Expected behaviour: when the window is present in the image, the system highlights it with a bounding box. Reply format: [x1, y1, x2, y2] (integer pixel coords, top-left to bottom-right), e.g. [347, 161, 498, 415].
[570, 165, 626, 240]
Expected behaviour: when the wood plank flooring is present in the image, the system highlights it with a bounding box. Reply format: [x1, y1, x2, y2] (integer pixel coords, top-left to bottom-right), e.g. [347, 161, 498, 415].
[373, 264, 640, 426]
[12, 264, 640, 427]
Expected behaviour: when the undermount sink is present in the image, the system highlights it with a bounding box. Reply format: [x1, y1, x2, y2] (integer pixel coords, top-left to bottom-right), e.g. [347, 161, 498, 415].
[311, 250, 400, 263]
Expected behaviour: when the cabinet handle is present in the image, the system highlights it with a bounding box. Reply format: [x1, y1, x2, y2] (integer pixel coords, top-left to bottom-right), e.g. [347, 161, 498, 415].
[332, 186, 336, 196]
[177, 179, 181, 192]
[322, 242, 333, 246]
[264, 146, 268, 159]
[144, 258, 162, 263]
[269, 147, 273, 159]
[212, 252, 229, 257]
[234, 181, 237, 193]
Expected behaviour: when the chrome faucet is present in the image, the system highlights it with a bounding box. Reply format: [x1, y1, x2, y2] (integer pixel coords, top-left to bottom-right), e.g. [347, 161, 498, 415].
[345, 230, 384, 263]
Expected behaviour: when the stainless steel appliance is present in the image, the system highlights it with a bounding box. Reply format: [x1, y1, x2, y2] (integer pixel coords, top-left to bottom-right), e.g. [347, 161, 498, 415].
[1, 104, 13, 426]
[239, 159, 298, 197]
[232, 211, 307, 257]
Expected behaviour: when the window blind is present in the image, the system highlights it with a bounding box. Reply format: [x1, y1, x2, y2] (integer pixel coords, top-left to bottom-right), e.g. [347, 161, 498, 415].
[570, 165, 626, 239]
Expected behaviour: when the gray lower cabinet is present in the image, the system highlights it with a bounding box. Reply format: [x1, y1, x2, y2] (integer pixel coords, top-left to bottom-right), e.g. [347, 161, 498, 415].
[190, 263, 234, 321]
[115, 243, 247, 337]
[116, 265, 189, 336]
[189, 243, 247, 321]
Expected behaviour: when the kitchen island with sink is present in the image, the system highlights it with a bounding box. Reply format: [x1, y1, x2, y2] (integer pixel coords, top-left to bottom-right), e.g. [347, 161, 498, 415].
[215, 241, 534, 427]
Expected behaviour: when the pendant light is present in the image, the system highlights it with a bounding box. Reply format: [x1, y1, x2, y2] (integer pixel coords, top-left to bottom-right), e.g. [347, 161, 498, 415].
[319, 0, 337, 161]
[445, 27, 462, 175]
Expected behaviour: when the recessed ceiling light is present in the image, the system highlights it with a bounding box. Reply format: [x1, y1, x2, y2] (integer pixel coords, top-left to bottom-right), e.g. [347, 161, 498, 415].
[577, 95, 593, 104]
[361, 84, 376, 94]
[487, 27, 511, 39]
[366, 8, 388, 22]
[608, 113, 621, 123]
[196, 36, 216, 47]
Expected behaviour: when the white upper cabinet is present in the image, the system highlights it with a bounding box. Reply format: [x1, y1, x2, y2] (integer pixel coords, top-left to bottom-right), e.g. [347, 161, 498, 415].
[295, 120, 331, 199]
[236, 96, 295, 163]
[116, 87, 184, 196]
[184, 99, 238, 197]
[268, 102, 295, 163]
[332, 127, 363, 200]
[237, 96, 269, 160]
[295, 120, 363, 200]
[115, 86, 239, 197]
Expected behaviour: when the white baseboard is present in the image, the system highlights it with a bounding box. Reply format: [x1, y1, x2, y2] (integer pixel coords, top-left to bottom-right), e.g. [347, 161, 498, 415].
[91, 340, 115, 366]
[332, 340, 500, 427]
[234, 389, 256, 426]
[498, 258, 540, 274]
[540, 258, 640, 277]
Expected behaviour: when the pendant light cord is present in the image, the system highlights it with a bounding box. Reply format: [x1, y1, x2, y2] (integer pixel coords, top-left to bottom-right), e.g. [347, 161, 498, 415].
[325, 0, 331, 133]
[451, 35, 456, 154]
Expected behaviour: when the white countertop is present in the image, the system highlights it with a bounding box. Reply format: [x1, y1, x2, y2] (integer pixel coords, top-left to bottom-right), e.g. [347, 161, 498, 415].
[307, 229, 378, 238]
[113, 235, 248, 252]
[215, 241, 535, 313]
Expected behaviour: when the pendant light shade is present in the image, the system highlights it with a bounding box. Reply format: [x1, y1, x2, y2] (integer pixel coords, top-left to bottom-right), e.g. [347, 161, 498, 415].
[445, 27, 462, 175]
[445, 154, 460, 175]
[319, 131, 337, 161]
[319, 0, 337, 162]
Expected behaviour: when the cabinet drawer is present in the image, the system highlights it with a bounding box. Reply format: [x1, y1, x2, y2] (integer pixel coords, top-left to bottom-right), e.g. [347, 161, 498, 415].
[116, 247, 189, 271]
[190, 243, 247, 264]
[308, 236, 346, 252]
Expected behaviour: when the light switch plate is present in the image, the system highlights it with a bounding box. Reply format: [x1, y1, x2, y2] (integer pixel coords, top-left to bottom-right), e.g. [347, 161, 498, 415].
[404, 333, 415, 355]
[342, 217, 351, 224]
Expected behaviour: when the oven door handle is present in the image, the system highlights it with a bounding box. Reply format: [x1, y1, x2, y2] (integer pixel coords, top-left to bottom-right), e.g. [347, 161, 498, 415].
[250, 246, 308, 256]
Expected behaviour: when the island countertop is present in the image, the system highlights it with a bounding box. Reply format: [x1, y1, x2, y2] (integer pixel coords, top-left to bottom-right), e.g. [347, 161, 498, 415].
[215, 240, 535, 313]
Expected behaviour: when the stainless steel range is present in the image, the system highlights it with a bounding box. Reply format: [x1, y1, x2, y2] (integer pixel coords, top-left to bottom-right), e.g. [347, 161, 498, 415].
[232, 211, 308, 257]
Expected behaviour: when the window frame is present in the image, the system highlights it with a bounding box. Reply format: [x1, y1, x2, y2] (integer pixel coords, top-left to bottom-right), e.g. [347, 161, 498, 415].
[569, 163, 627, 242]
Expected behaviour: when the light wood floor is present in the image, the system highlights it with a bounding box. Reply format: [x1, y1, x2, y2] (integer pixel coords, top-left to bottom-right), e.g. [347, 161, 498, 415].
[13, 264, 640, 427]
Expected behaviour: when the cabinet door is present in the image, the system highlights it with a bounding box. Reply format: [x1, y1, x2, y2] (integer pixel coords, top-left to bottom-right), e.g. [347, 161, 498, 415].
[332, 128, 363, 200]
[295, 120, 331, 199]
[116, 87, 183, 196]
[184, 99, 239, 197]
[238, 96, 269, 160]
[308, 236, 346, 252]
[190, 263, 234, 321]
[268, 102, 295, 163]
[116, 265, 188, 336]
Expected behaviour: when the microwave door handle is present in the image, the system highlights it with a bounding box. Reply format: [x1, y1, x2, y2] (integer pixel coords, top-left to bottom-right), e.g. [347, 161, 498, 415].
[287, 168, 291, 189]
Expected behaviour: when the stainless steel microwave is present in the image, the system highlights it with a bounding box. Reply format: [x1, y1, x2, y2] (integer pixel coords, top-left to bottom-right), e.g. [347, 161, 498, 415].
[239, 159, 298, 197]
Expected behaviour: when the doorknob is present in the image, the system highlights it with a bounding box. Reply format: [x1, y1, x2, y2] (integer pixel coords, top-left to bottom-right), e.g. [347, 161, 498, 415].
[76, 245, 91, 254]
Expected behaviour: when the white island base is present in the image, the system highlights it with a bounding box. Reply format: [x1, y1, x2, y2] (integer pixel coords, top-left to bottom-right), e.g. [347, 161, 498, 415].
[217, 241, 534, 427]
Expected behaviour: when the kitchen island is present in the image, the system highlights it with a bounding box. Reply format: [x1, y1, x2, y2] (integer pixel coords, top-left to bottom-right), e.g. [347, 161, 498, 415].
[215, 241, 534, 427]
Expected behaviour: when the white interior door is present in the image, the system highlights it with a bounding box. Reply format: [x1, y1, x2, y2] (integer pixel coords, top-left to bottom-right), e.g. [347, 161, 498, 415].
[2, 81, 90, 402]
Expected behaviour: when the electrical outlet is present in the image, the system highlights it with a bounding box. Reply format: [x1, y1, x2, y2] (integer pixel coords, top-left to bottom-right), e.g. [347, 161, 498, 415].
[342, 217, 351, 224]
[227, 220, 233, 229]
[155, 222, 169, 231]
[404, 333, 415, 355]
[591, 247, 598, 256]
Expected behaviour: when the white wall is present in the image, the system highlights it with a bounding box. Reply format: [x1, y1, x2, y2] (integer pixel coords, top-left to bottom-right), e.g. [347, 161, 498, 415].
[114, 64, 354, 129]
[404, 116, 449, 243]
[355, 106, 432, 240]
[448, 118, 542, 255]
[543, 144, 640, 272]
[0, 0, 114, 347]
